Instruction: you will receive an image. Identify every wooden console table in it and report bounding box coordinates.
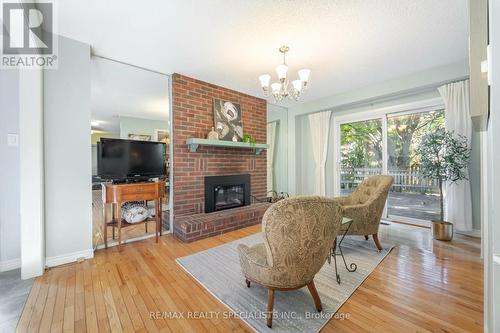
[102,181,165,248]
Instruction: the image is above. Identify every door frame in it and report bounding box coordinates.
[332,98,444,225]
[19,68,45,279]
[266,120,280,192]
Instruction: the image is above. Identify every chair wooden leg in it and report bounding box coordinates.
[373,233,382,251]
[267,289,275,328]
[307,281,322,312]
[364,235,369,240]
[245,279,251,288]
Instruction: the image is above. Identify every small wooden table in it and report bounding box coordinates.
[102,181,165,248]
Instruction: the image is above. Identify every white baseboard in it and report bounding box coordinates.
[0,258,21,272]
[456,229,482,238]
[45,249,94,268]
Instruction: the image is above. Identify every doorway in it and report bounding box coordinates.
[334,99,445,226]
[90,56,173,248]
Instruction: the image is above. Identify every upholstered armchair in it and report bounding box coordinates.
[335,175,394,251]
[237,196,343,328]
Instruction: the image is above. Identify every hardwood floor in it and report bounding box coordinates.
[17,222,483,333]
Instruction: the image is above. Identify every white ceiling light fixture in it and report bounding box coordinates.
[259,46,310,103]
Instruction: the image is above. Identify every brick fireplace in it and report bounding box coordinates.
[204,174,251,213]
[172,74,270,242]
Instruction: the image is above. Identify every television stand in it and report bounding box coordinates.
[111,178,153,184]
[101,181,165,248]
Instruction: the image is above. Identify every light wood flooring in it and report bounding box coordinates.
[17,222,483,333]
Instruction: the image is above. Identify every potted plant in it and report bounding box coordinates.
[242,134,256,145]
[418,128,471,240]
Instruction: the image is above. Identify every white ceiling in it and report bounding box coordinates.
[59,0,468,105]
[91,56,169,134]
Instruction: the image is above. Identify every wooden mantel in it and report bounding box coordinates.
[186,138,268,154]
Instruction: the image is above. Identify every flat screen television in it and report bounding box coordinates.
[97,138,167,182]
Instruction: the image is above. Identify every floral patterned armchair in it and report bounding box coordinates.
[237,196,343,328]
[335,175,394,250]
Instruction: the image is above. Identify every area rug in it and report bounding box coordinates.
[176,233,393,333]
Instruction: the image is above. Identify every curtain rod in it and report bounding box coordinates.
[91,53,171,77]
[440,76,470,85]
[310,75,470,115]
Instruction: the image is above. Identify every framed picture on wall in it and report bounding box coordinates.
[128,134,151,141]
[154,129,170,144]
[213,98,243,141]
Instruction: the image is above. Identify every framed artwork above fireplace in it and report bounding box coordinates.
[213,98,243,142]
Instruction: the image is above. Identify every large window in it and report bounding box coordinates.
[335,103,445,224]
[340,119,382,196]
[387,110,444,221]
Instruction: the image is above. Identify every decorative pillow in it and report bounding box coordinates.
[121,201,151,223]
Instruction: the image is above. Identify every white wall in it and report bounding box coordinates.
[43,36,93,266]
[267,104,288,193]
[119,116,169,139]
[0,70,21,271]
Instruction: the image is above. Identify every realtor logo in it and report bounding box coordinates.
[1,1,57,68]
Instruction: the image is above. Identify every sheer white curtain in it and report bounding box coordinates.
[308,111,332,196]
[267,122,277,192]
[438,79,473,231]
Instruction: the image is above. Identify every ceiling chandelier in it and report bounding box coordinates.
[258,46,310,103]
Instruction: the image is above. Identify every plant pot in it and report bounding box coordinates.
[431,220,454,241]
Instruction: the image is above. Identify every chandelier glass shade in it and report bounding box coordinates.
[259,46,310,103]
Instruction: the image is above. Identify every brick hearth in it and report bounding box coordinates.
[172,73,268,242]
[174,202,271,242]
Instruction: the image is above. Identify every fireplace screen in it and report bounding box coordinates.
[214,184,245,211]
[205,174,251,213]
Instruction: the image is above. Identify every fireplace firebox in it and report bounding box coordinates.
[205,174,251,213]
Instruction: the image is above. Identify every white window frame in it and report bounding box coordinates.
[332,97,445,226]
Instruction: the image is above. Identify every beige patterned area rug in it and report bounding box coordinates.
[176,233,393,333]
